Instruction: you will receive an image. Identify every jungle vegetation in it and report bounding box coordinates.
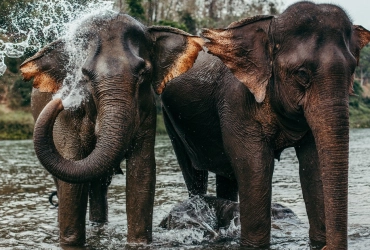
[0,0,370,139]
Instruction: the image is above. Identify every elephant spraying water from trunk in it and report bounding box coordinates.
[20,12,203,246]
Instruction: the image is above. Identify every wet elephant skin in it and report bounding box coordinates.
[159,195,297,236]
[161,2,370,249]
[20,13,203,246]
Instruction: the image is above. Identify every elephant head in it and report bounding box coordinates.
[20,13,203,183]
[202,2,370,249]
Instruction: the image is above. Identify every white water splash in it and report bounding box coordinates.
[0,0,115,108]
[51,3,116,109]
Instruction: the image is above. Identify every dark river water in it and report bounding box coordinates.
[0,130,370,249]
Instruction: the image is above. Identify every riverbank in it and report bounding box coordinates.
[0,101,369,140]
[0,106,168,140]
[0,105,33,140]
[349,99,370,128]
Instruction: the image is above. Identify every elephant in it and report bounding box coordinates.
[159,195,296,239]
[20,12,203,246]
[161,2,370,249]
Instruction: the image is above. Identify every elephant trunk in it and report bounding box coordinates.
[34,80,135,183]
[305,88,349,249]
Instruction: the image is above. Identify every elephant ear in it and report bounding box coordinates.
[351,25,370,65]
[202,15,273,103]
[148,26,204,94]
[20,40,68,93]
[349,25,370,95]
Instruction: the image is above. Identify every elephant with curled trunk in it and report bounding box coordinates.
[161,2,370,249]
[20,13,203,246]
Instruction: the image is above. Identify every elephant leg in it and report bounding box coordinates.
[225,130,274,247]
[216,174,238,201]
[51,177,60,209]
[88,175,112,223]
[57,179,89,246]
[126,129,156,244]
[295,131,326,247]
[163,110,208,196]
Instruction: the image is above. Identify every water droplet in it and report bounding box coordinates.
[1,0,115,109]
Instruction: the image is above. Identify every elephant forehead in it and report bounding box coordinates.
[74,12,146,41]
[276,2,352,36]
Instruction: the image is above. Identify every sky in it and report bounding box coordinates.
[282,0,370,30]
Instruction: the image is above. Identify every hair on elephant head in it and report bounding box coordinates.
[20,12,203,245]
[161,1,370,249]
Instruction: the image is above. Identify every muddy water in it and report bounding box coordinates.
[0,130,370,249]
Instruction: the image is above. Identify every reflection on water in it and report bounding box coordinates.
[0,130,370,249]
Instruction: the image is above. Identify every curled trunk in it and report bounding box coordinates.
[34,97,133,183]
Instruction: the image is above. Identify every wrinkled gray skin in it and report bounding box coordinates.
[161,2,370,249]
[30,89,114,246]
[21,13,203,246]
[159,195,296,238]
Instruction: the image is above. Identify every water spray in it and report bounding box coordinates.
[0,0,115,108]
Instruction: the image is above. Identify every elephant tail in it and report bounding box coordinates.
[48,191,58,207]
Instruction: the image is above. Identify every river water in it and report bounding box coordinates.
[0,130,370,249]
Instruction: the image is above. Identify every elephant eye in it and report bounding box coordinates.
[82,68,97,81]
[295,68,311,88]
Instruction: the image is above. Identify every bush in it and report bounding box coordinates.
[157,20,188,32]
[349,96,360,108]
[156,113,167,135]
[353,80,363,96]
[9,77,32,108]
[0,108,34,139]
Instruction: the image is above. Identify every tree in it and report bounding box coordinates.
[9,77,32,108]
[127,0,145,21]
[355,44,370,85]
[181,11,197,35]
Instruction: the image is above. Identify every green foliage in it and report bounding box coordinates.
[355,44,370,81]
[349,80,370,127]
[353,80,363,96]
[156,113,167,135]
[0,106,34,139]
[0,0,29,28]
[4,57,21,74]
[9,77,33,108]
[127,0,145,21]
[180,12,197,35]
[157,20,188,32]
[349,99,370,128]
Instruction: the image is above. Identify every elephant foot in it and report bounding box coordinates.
[271,203,296,220]
[126,237,153,246]
[60,227,86,247]
[310,239,327,249]
[239,241,270,249]
[124,243,152,250]
[60,245,88,250]
[89,205,108,224]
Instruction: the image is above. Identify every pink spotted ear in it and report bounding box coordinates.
[20,40,68,93]
[202,15,273,103]
[148,26,204,94]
